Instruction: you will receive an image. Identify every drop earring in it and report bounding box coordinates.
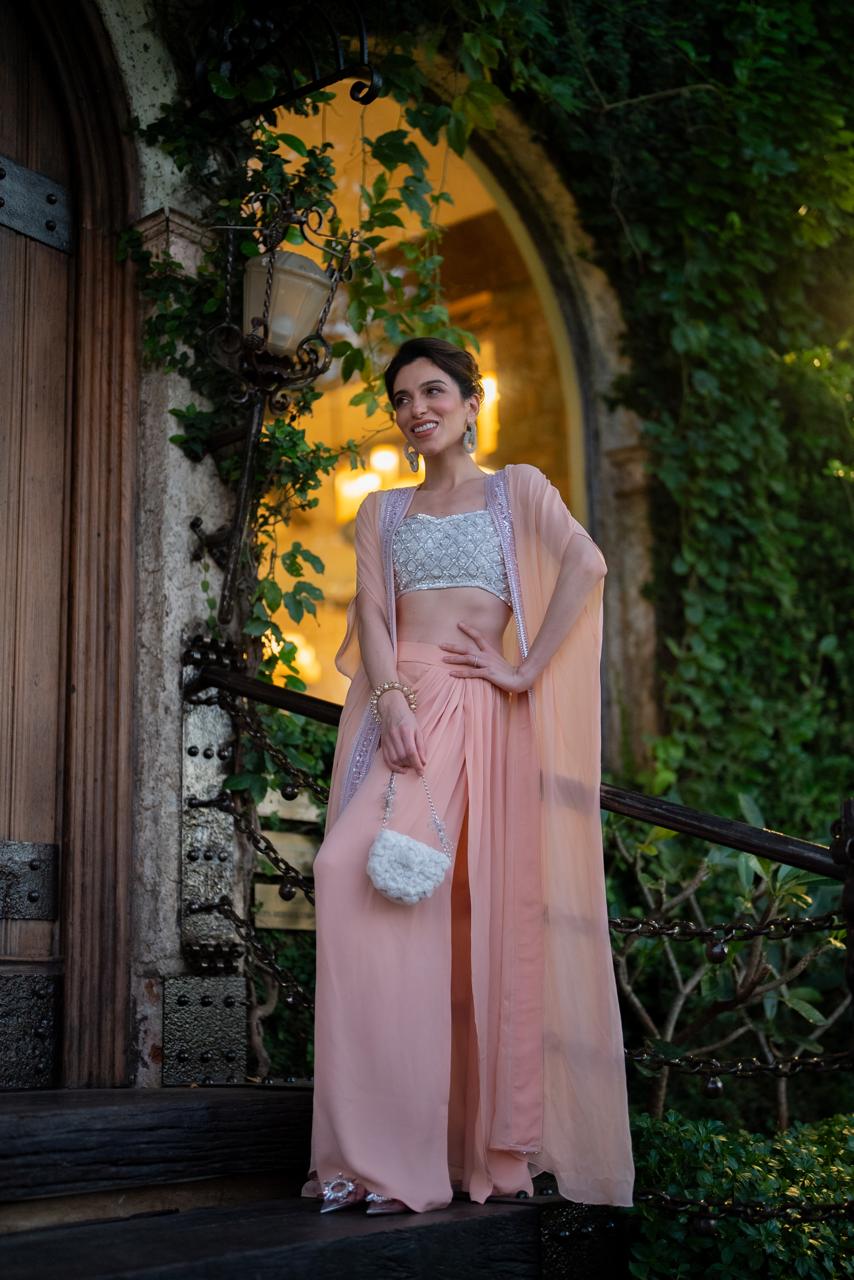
[403,443,420,473]
[462,421,477,454]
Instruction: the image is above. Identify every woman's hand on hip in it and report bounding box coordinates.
[439,623,529,693]
[379,692,426,774]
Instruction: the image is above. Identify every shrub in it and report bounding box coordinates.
[628,1109,854,1278]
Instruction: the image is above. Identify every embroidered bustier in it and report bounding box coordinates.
[392,509,512,605]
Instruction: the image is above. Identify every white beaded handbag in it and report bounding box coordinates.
[367,771,452,906]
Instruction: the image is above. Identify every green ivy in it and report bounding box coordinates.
[629,1110,854,1278]
[130,39,485,711]
[492,0,854,836]
[138,4,853,835]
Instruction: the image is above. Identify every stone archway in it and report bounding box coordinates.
[465,105,661,769]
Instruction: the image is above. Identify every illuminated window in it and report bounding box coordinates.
[266,91,567,701]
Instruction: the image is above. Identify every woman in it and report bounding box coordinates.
[303,337,634,1215]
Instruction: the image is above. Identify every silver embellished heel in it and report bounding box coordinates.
[365,1192,409,1216]
[320,1174,367,1214]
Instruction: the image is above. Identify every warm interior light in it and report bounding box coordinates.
[479,370,500,455]
[282,632,323,684]
[334,468,381,524]
[263,630,323,684]
[243,250,331,356]
[369,445,400,479]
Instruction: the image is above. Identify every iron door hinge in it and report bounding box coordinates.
[0,152,72,253]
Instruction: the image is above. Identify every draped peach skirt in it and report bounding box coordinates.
[306,640,544,1213]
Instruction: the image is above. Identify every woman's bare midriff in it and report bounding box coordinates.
[396,585,511,651]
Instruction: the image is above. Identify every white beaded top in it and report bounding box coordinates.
[392,509,512,605]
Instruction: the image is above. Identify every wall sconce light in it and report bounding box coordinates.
[242,250,332,358]
[199,191,370,624]
[210,190,363,407]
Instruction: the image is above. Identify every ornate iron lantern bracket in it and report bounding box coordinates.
[198,191,365,624]
[183,2,382,124]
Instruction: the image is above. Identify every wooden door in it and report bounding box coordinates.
[0,1,74,1087]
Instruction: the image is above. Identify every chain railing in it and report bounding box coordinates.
[635,1189,854,1226]
[625,1045,854,1079]
[213,691,331,808]
[181,640,854,1228]
[188,791,315,903]
[186,895,313,1010]
[608,910,843,947]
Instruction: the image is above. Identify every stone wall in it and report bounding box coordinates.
[94,4,661,1085]
[94,2,237,1085]
[466,100,662,767]
[441,210,570,496]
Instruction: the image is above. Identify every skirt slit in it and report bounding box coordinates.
[307,640,537,1212]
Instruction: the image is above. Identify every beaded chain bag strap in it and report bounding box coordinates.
[366,771,452,906]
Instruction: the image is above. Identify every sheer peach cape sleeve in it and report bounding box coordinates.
[324,490,384,826]
[507,463,634,1208]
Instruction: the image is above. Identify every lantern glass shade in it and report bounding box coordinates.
[243,250,331,356]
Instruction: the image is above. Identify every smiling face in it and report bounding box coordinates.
[390,357,480,460]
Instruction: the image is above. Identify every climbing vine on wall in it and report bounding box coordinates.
[138,0,853,836]
[518,0,854,836]
[368,0,854,836]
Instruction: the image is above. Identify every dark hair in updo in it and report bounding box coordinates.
[384,337,484,407]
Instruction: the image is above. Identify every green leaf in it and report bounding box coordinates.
[787,986,823,1003]
[260,578,283,612]
[276,132,308,157]
[243,73,276,103]
[647,1039,685,1061]
[446,112,469,157]
[223,772,267,804]
[738,793,766,829]
[340,347,365,383]
[736,852,756,894]
[783,996,826,1025]
[293,542,325,574]
[208,71,236,100]
[370,129,425,175]
[370,210,406,229]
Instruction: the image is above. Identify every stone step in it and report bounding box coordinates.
[0,1087,312,1205]
[0,1090,630,1276]
[0,1195,555,1279]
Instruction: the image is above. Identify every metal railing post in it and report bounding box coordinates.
[830,797,854,1006]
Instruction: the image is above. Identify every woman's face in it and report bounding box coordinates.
[390,357,479,460]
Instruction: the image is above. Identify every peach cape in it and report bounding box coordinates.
[325,462,634,1207]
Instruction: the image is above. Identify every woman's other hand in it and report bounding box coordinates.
[378,691,427,774]
[439,622,529,693]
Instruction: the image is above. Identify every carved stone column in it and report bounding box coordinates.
[130,207,243,1085]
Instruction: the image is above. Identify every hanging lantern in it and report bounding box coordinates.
[202,189,369,625]
[243,251,332,356]
[208,189,366,402]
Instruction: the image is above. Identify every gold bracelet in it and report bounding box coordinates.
[369,680,417,723]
